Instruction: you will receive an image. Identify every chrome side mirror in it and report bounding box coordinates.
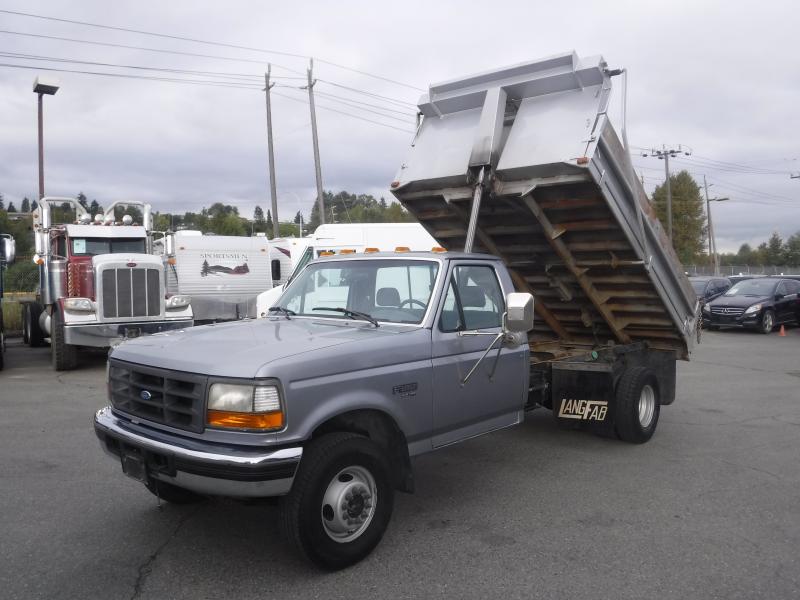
[504,292,534,332]
[1,236,15,264]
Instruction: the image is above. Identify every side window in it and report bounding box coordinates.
[787,281,800,295]
[439,265,504,332]
[776,282,788,296]
[718,279,731,293]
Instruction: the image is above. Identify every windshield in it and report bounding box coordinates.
[725,279,777,297]
[279,259,439,324]
[690,280,708,294]
[71,238,146,256]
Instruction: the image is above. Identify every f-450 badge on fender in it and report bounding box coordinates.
[558,398,608,421]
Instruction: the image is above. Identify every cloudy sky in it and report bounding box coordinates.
[0,0,797,252]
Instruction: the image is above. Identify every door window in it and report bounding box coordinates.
[439,265,504,332]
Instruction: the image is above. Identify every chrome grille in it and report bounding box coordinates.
[710,306,744,316]
[101,267,161,319]
[108,360,207,432]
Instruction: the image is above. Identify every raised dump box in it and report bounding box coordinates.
[391,51,698,360]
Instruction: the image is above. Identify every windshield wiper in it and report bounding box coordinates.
[313,307,379,327]
[267,306,296,319]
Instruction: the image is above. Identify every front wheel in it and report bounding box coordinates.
[51,310,78,371]
[760,310,775,334]
[26,303,45,347]
[280,432,394,570]
[615,367,660,444]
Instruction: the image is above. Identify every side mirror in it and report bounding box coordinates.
[2,237,15,264]
[504,292,534,332]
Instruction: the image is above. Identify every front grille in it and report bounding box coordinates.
[101,267,161,319]
[710,306,744,316]
[109,360,207,432]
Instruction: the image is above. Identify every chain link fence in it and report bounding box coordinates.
[684,265,800,277]
[1,255,38,335]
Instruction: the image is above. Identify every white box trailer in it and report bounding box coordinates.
[157,231,286,321]
[256,223,438,317]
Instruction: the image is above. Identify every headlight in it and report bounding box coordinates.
[166,295,191,309]
[744,303,762,315]
[207,383,284,430]
[64,297,94,312]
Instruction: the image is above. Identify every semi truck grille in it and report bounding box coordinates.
[710,306,744,316]
[101,267,161,319]
[108,360,207,432]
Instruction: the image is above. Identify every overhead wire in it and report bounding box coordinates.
[0,8,424,91]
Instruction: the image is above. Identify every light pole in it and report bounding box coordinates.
[33,76,59,200]
[641,144,692,242]
[703,178,729,276]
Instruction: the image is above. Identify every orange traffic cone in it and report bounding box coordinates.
[779,325,786,337]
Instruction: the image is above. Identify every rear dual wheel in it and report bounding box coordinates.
[615,367,660,444]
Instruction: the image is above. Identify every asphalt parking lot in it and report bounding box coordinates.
[2,327,799,600]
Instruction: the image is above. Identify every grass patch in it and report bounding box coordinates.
[2,296,26,335]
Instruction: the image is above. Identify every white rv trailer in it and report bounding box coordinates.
[256,222,438,318]
[156,231,289,321]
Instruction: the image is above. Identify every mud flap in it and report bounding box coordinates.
[551,362,617,437]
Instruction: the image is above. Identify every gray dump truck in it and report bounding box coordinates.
[94,52,698,569]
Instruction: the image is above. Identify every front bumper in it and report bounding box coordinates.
[703,312,761,328]
[94,407,302,498]
[65,318,193,347]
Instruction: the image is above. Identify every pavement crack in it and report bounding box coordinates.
[129,507,198,600]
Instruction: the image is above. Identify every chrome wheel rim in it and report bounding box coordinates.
[638,384,656,429]
[763,313,773,332]
[321,466,377,543]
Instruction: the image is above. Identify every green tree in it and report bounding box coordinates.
[76,192,89,210]
[651,170,707,264]
[765,231,784,265]
[784,232,800,266]
[266,209,273,237]
[736,243,753,264]
[293,210,303,224]
[20,198,30,213]
[253,205,265,234]
[89,199,103,216]
[0,193,4,210]
[7,202,16,212]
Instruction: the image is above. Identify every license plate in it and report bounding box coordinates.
[121,452,147,482]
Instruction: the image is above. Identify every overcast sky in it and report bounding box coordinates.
[0,0,797,252]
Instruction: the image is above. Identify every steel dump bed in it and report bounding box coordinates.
[391,52,698,360]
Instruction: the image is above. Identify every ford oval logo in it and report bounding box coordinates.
[140,390,152,401]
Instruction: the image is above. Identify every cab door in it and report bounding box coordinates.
[430,262,528,448]
[775,281,795,323]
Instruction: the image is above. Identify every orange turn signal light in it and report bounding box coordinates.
[576,156,589,165]
[394,246,410,252]
[339,249,356,254]
[431,246,446,252]
[319,251,334,256]
[207,409,284,430]
[364,247,380,253]
[167,257,177,265]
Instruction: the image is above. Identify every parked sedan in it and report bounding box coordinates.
[689,276,731,306]
[703,278,800,333]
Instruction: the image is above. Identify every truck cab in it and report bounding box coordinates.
[25,198,193,370]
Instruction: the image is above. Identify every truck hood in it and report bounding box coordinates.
[110,317,417,378]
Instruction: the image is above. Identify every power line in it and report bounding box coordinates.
[0,8,424,91]
[0,29,305,74]
[317,79,418,108]
[0,61,417,134]
[312,90,416,117]
[0,50,278,82]
[279,86,415,124]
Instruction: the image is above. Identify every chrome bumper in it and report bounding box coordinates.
[94,407,302,498]
[65,319,193,347]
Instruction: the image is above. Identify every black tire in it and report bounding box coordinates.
[759,310,775,334]
[21,305,29,345]
[27,303,45,347]
[146,478,206,505]
[51,309,78,371]
[614,366,660,444]
[280,432,394,570]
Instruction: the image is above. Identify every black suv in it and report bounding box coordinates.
[689,276,731,305]
[703,277,800,333]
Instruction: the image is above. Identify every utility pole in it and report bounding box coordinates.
[305,59,325,225]
[641,145,692,242]
[702,175,729,276]
[263,65,280,239]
